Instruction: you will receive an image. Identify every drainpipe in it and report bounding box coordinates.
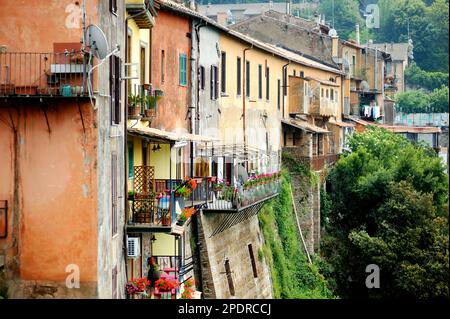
[282,61,290,119]
[243,45,253,167]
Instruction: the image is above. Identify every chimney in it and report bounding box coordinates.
[332,35,339,58]
[355,24,360,44]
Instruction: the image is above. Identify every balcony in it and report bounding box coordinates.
[127,166,216,232]
[128,84,163,120]
[204,174,281,213]
[126,0,156,29]
[0,52,89,98]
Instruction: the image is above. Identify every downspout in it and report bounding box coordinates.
[282,61,290,119]
[243,45,253,167]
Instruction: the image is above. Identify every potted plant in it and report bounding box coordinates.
[126,277,150,299]
[177,207,197,226]
[128,190,135,200]
[181,278,195,299]
[144,95,157,118]
[128,94,141,117]
[154,275,179,299]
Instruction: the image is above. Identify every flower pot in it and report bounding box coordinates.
[128,106,140,117]
[144,108,155,118]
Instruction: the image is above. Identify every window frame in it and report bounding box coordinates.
[179,53,188,87]
[221,51,226,93]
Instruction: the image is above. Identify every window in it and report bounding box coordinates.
[258,64,262,99]
[293,70,296,76]
[321,88,324,98]
[179,54,187,86]
[161,50,165,83]
[236,57,241,95]
[352,55,356,76]
[248,244,258,278]
[128,141,134,179]
[199,66,205,90]
[111,153,118,236]
[110,0,117,15]
[224,259,235,296]
[245,61,250,98]
[330,89,334,101]
[335,90,338,102]
[300,71,304,78]
[326,89,329,99]
[221,52,226,93]
[283,67,287,96]
[265,67,270,100]
[277,79,281,110]
[140,46,146,85]
[112,266,117,299]
[210,65,218,100]
[110,55,121,125]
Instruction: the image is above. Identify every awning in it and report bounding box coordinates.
[282,118,330,134]
[328,119,356,128]
[127,127,218,143]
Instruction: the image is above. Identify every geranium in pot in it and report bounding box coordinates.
[177,207,196,226]
[155,275,179,299]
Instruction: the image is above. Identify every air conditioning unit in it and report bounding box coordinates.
[127,237,140,258]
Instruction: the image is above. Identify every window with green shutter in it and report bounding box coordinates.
[179,54,187,86]
[128,141,134,178]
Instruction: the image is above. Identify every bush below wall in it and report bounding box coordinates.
[259,170,334,299]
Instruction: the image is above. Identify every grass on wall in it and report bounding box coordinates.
[259,170,334,299]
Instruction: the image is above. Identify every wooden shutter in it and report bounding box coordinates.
[221,52,226,93]
[114,57,121,124]
[112,153,118,236]
[110,56,115,125]
[214,66,219,100]
[210,66,214,100]
[236,57,241,96]
[112,266,117,299]
[266,67,270,100]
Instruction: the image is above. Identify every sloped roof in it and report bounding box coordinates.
[282,118,330,134]
[371,43,411,61]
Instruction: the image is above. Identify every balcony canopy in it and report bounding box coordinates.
[126,0,156,29]
[282,118,330,134]
[127,127,218,144]
[328,119,356,128]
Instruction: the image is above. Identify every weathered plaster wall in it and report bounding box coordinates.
[198,211,273,299]
[0,101,98,298]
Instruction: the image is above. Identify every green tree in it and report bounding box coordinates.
[429,85,450,113]
[318,0,364,40]
[396,89,430,113]
[322,126,448,298]
[405,63,449,91]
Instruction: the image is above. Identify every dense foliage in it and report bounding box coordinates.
[322,126,449,298]
[396,86,449,113]
[405,63,449,91]
[259,170,334,299]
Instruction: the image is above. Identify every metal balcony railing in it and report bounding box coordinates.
[0,52,89,97]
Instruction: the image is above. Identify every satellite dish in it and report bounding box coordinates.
[328,28,338,37]
[85,24,109,60]
[234,164,249,184]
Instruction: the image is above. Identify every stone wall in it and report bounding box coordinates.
[198,211,272,299]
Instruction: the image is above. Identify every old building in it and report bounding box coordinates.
[372,42,414,94]
[0,0,127,298]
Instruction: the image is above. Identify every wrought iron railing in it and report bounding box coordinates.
[0,52,89,97]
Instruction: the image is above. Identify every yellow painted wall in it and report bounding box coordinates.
[127,18,150,95]
[152,233,179,256]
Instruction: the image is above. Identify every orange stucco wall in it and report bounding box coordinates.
[150,10,191,132]
[0,0,98,52]
[0,101,98,283]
